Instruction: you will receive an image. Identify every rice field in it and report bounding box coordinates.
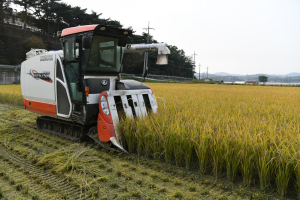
[120,83,300,197]
[0,85,23,106]
[0,103,250,199]
[0,83,299,198]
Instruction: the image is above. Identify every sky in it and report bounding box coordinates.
[17,0,300,75]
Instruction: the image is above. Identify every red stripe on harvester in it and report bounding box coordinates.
[23,97,57,117]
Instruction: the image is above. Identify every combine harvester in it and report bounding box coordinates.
[21,25,170,153]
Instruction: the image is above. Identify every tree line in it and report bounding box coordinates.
[0,0,194,77]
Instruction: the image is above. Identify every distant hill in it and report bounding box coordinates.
[213,72,244,76]
[286,72,300,77]
[193,72,300,82]
[194,72,300,77]
[213,72,232,76]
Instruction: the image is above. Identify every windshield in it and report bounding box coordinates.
[84,35,124,73]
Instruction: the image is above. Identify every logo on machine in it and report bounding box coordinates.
[40,55,53,61]
[28,69,53,83]
[126,45,131,49]
[101,80,108,86]
[135,45,157,51]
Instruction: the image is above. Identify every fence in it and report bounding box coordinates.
[146,74,192,80]
[0,71,20,84]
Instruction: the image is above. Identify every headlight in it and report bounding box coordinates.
[100,96,109,115]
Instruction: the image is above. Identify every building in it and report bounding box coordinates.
[245,81,258,84]
[234,81,246,84]
[3,11,41,33]
[199,78,214,82]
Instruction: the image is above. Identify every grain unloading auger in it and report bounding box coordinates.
[20,24,170,153]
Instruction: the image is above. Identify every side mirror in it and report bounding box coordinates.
[82,35,91,49]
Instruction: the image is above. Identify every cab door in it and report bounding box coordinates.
[55,56,72,118]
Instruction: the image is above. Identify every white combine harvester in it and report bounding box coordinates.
[21,24,170,153]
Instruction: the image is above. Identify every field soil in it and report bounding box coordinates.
[0,103,290,200]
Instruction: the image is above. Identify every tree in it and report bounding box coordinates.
[123,32,194,77]
[13,0,36,36]
[51,2,71,32]
[38,0,58,33]
[0,0,11,32]
[259,76,268,82]
[0,39,9,64]
[22,36,46,52]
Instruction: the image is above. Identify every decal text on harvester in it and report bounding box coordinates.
[28,69,53,83]
[135,45,157,51]
[40,55,53,61]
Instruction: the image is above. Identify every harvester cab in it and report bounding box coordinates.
[21,24,170,153]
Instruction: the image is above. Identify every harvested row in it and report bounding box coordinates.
[0,145,85,199]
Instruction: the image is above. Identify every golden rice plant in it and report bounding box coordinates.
[0,85,23,106]
[119,83,300,197]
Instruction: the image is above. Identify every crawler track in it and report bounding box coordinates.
[37,116,87,141]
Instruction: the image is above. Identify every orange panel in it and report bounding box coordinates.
[24,98,57,117]
[97,113,116,142]
[23,97,26,109]
[61,25,97,36]
[98,91,113,123]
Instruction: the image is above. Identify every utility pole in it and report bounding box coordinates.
[206,66,208,78]
[192,51,197,80]
[143,22,154,80]
[198,63,202,80]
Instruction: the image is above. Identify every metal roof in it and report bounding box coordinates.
[61,25,98,37]
[61,24,132,37]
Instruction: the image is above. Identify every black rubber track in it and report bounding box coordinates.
[36,116,87,141]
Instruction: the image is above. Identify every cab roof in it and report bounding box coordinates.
[61,24,132,37]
